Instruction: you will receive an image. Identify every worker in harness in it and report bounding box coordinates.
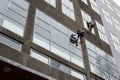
[87,20,96,33]
[70,28,85,46]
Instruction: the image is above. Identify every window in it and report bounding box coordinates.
[90,0,99,14]
[1,0,29,36]
[105,0,111,5]
[110,32,120,52]
[112,17,119,25]
[112,17,120,31]
[81,0,88,5]
[33,9,84,68]
[51,42,70,61]
[33,9,50,50]
[71,53,84,67]
[100,0,105,3]
[105,0,113,11]
[30,49,49,64]
[44,0,56,7]
[51,27,69,49]
[0,0,9,25]
[114,8,120,17]
[81,10,95,34]
[102,8,112,25]
[96,21,109,44]
[62,0,75,20]
[30,49,86,80]
[50,59,70,74]
[106,4,113,11]
[0,33,21,51]
[71,69,86,80]
[86,40,119,80]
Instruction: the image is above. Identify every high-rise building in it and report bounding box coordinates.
[0,0,120,80]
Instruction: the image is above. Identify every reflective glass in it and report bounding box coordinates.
[86,40,119,80]
[44,0,56,7]
[33,9,84,68]
[30,49,49,64]
[71,70,85,80]
[51,42,70,61]
[1,0,29,36]
[0,13,3,25]
[51,27,69,50]
[0,0,9,14]
[35,17,50,31]
[36,9,51,24]
[51,18,68,34]
[34,25,50,39]
[33,33,50,50]
[2,17,24,36]
[61,0,75,20]
[6,9,26,25]
[50,59,70,74]
[71,53,84,67]
[0,34,21,51]
[81,0,88,5]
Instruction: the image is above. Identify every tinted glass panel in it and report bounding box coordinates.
[51,27,69,50]
[1,0,29,36]
[50,59,70,74]
[33,33,50,50]
[30,49,49,64]
[0,0,9,14]
[0,34,21,51]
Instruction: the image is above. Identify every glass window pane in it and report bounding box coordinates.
[86,40,95,51]
[1,0,29,37]
[35,17,50,31]
[69,1,74,10]
[11,0,29,10]
[51,18,68,34]
[89,56,98,65]
[71,53,84,68]
[70,45,82,57]
[87,49,96,58]
[62,0,75,20]
[34,25,50,39]
[50,0,56,7]
[0,34,21,51]
[50,59,70,74]
[71,70,85,80]
[51,27,69,50]
[81,0,88,5]
[36,9,51,24]
[6,9,26,25]
[86,40,119,80]
[2,17,24,36]
[33,33,50,50]
[0,0,9,14]
[30,49,49,64]
[0,13,4,25]
[9,2,27,17]
[44,0,56,7]
[51,42,70,61]
[69,10,75,20]
[90,63,101,76]
[62,5,66,14]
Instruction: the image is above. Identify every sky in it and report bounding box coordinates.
[113,0,120,7]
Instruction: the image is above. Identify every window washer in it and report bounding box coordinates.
[76,28,85,45]
[87,20,96,33]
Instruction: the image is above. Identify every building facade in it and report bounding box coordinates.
[0,0,120,80]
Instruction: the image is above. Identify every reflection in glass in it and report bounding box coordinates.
[30,49,49,64]
[0,34,21,51]
[1,0,29,36]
